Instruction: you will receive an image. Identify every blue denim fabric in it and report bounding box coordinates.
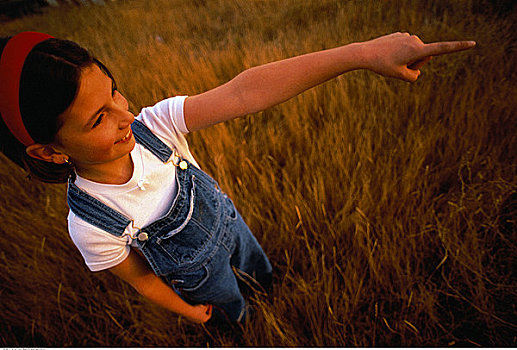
[67,120,272,323]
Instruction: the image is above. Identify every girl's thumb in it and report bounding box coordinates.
[408,56,432,70]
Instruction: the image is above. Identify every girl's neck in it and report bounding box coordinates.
[74,154,134,185]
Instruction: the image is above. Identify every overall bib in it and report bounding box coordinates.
[67,120,272,322]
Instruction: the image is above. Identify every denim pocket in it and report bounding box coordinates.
[168,264,210,292]
[156,174,222,267]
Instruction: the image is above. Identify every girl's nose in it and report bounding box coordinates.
[113,91,134,128]
[114,90,129,111]
[118,111,135,129]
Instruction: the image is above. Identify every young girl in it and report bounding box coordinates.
[0,31,475,324]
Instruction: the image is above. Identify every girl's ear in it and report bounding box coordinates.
[25,144,69,164]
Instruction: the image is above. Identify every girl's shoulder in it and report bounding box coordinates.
[136,96,198,167]
[138,95,189,135]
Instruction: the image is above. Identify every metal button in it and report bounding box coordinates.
[137,232,149,241]
[179,160,188,170]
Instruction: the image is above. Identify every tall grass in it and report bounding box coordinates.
[1,0,515,346]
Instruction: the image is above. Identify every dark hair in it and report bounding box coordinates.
[0,36,115,183]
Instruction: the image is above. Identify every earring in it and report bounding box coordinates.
[64,158,71,165]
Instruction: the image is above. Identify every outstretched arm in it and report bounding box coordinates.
[184,32,475,132]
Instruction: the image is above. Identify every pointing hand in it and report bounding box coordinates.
[361,32,476,82]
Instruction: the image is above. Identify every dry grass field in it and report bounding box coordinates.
[1,0,516,346]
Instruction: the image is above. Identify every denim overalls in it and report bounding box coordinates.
[67,120,272,322]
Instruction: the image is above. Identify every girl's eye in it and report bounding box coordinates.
[91,80,116,129]
[111,80,117,96]
[92,115,103,128]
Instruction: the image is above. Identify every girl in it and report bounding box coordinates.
[0,31,475,324]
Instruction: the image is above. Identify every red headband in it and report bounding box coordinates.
[0,32,54,146]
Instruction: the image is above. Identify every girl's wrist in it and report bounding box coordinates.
[181,304,198,318]
[181,304,211,323]
[350,41,376,71]
[326,42,370,74]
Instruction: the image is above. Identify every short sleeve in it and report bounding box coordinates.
[68,211,131,272]
[138,95,189,134]
[136,96,199,167]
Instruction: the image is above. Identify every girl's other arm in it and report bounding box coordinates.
[109,249,212,323]
[184,32,475,132]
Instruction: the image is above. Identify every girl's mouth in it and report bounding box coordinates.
[115,129,132,144]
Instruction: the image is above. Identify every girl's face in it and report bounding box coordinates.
[53,64,136,177]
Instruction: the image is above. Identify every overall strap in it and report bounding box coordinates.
[67,181,131,237]
[131,120,173,162]
[67,120,175,237]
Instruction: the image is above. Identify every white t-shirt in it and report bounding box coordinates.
[67,96,199,272]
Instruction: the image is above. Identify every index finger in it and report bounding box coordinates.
[423,40,476,57]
